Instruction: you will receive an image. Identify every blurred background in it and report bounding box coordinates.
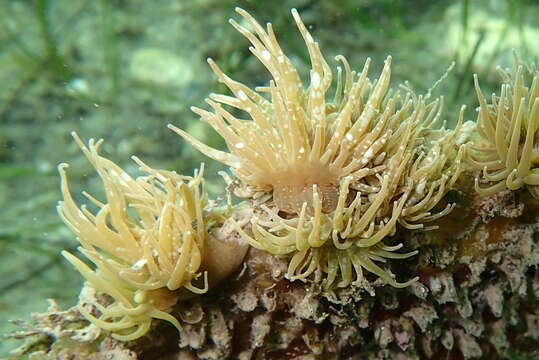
[1,0,538,355]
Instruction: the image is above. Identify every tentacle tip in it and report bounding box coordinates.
[58,162,69,171]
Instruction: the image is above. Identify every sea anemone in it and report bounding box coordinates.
[58,133,208,341]
[469,54,539,198]
[170,8,464,289]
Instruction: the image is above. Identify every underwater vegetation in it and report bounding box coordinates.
[5,4,539,360]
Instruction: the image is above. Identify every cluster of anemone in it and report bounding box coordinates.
[60,7,539,343]
[468,55,539,198]
[171,8,465,290]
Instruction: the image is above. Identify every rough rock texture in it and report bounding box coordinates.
[6,183,539,359]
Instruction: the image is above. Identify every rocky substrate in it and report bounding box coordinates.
[6,187,539,360]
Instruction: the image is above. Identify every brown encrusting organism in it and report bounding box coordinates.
[469,54,539,198]
[171,7,465,289]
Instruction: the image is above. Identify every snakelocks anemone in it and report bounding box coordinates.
[170,8,466,290]
[469,54,539,198]
[58,133,222,341]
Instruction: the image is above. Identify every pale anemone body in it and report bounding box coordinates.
[470,56,539,198]
[171,8,463,289]
[58,134,207,341]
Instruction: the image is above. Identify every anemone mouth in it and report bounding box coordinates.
[270,162,339,215]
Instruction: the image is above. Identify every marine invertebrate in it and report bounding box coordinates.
[469,55,539,198]
[58,133,208,341]
[171,8,465,289]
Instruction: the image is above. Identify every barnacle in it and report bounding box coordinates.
[469,54,539,198]
[58,133,208,341]
[171,8,464,289]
